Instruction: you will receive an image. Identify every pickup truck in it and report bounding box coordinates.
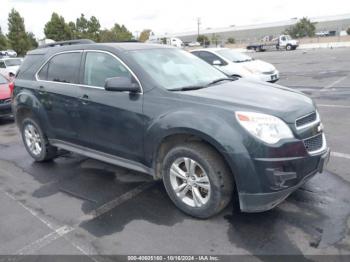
[247,35,299,52]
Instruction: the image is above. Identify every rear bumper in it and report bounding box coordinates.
[238,148,330,212]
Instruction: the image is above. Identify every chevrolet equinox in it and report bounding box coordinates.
[12,40,330,218]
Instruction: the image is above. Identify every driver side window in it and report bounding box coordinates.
[83,52,132,88]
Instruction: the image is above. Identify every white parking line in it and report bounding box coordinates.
[80,182,155,221]
[318,104,350,109]
[332,152,350,160]
[16,226,73,255]
[2,190,97,259]
[324,75,348,89]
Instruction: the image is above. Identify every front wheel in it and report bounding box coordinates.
[162,142,234,218]
[286,44,292,51]
[21,118,57,162]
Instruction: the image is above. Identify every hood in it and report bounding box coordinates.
[0,83,11,100]
[6,66,20,74]
[242,59,276,74]
[181,79,315,123]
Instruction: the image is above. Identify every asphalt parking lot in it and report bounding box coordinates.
[0,48,350,259]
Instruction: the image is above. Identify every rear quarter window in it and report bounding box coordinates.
[16,54,45,80]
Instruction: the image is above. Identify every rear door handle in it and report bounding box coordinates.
[80,94,89,105]
[38,85,45,95]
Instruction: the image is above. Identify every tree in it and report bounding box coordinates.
[7,9,31,56]
[68,21,77,39]
[112,24,133,41]
[285,17,316,38]
[99,24,133,42]
[197,35,210,46]
[87,16,101,42]
[211,33,221,46]
[139,29,151,42]
[27,32,38,49]
[227,37,235,44]
[44,12,72,41]
[347,27,350,35]
[99,29,117,42]
[0,26,8,50]
[76,13,89,39]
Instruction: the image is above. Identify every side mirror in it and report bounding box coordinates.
[212,60,222,66]
[105,77,140,92]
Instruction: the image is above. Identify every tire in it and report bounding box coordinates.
[21,118,57,162]
[286,44,292,51]
[162,142,234,218]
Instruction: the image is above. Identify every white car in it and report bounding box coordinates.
[188,41,201,47]
[191,48,279,83]
[0,58,22,78]
[5,49,17,57]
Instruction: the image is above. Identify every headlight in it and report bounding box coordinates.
[235,112,294,144]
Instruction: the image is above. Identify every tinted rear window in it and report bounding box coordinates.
[16,54,45,80]
[39,52,81,83]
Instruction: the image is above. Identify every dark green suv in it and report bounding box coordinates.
[12,40,330,218]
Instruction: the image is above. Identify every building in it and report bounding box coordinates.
[166,13,350,44]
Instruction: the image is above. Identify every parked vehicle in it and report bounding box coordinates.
[191,48,279,83]
[147,36,184,48]
[247,35,299,52]
[13,40,329,218]
[188,41,201,47]
[5,49,17,57]
[0,58,23,78]
[0,74,14,118]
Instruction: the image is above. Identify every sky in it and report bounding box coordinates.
[0,0,349,39]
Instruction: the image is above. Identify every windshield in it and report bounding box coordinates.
[285,35,292,40]
[0,74,8,84]
[129,48,227,90]
[216,49,253,63]
[5,59,22,67]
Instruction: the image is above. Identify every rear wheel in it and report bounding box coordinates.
[162,142,234,218]
[21,118,57,162]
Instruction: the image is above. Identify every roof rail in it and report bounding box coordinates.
[37,39,95,49]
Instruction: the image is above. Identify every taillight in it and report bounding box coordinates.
[9,82,14,96]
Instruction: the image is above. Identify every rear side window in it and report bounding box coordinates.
[38,52,82,83]
[83,52,131,87]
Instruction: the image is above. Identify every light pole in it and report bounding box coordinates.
[197,17,201,39]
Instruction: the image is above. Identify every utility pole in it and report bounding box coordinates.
[197,17,201,39]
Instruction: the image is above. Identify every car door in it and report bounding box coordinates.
[36,51,83,144]
[76,50,144,162]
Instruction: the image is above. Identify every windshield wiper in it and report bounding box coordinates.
[206,77,236,87]
[168,85,205,91]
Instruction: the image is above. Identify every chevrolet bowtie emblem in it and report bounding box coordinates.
[317,123,323,133]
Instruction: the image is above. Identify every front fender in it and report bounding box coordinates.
[143,109,252,189]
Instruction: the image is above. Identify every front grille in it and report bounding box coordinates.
[304,133,323,153]
[296,112,317,128]
[0,98,11,105]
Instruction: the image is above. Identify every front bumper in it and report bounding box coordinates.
[0,101,12,117]
[248,71,280,83]
[238,148,330,212]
